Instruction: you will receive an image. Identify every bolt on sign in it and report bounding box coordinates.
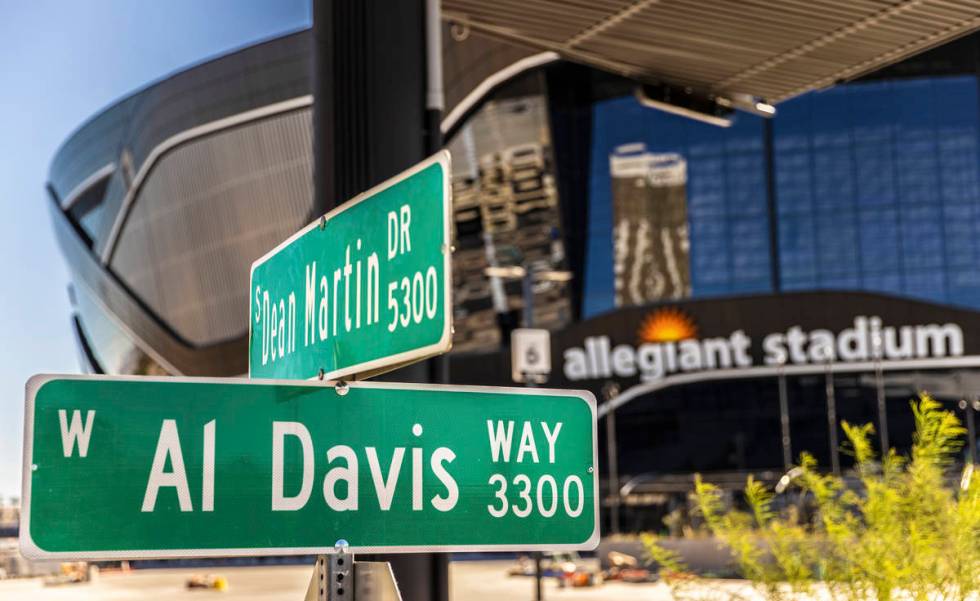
[20,375,598,559]
[249,151,452,381]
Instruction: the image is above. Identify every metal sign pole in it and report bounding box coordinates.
[873,333,889,453]
[602,382,621,536]
[824,361,840,476]
[777,363,792,470]
[968,402,978,464]
[308,549,352,601]
[306,549,348,601]
[960,398,978,465]
[327,549,353,600]
[522,267,535,329]
[305,545,404,601]
[308,1,446,595]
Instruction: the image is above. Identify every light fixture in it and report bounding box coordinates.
[634,83,733,128]
[727,93,777,118]
[484,266,526,279]
[536,271,573,282]
[484,266,573,282]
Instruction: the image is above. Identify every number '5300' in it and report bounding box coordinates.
[387,267,439,332]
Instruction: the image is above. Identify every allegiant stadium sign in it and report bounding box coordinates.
[550,292,976,387]
[563,316,963,383]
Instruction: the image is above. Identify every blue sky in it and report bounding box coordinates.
[0,0,311,500]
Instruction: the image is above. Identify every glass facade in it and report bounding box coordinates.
[775,76,980,303]
[110,108,314,347]
[47,27,980,513]
[65,172,112,248]
[49,31,312,377]
[608,368,980,477]
[586,97,771,316]
[583,74,980,317]
[70,282,169,376]
[446,75,573,352]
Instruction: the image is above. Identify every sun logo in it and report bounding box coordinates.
[638,308,698,343]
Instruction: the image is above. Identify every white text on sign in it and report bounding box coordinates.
[97,416,585,517]
[253,204,442,367]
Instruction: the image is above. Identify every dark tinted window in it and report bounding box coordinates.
[72,282,170,375]
[65,173,112,248]
[606,369,978,478]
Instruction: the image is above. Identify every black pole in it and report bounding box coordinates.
[534,552,544,600]
[311,2,446,600]
[311,0,334,216]
[600,382,621,537]
[763,118,781,292]
[777,367,792,470]
[961,398,978,464]
[422,8,449,598]
[873,338,889,455]
[968,405,977,464]
[825,363,840,476]
[605,406,620,534]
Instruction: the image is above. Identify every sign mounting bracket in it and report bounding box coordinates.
[305,548,404,601]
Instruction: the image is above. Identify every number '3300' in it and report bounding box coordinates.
[487,473,585,518]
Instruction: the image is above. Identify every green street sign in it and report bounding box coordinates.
[21,375,598,559]
[249,151,452,381]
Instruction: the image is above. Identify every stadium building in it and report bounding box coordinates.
[48,12,980,532]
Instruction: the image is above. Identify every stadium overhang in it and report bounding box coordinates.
[442,0,980,105]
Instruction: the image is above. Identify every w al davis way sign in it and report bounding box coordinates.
[250,151,452,381]
[21,375,598,559]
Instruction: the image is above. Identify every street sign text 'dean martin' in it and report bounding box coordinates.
[249,151,452,381]
[20,375,598,559]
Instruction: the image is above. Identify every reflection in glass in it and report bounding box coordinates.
[65,173,112,248]
[72,282,170,376]
[610,143,691,305]
[447,75,571,352]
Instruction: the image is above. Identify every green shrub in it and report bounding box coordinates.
[644,393,980,601]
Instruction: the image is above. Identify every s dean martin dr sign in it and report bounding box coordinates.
[250,152,452,381]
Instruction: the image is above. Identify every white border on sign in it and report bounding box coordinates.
[247,150,454,381]
[20,373,599,560]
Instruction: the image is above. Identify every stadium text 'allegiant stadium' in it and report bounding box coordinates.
[563,316,964,383]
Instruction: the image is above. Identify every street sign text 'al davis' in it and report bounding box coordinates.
[250,151,452,380]
[21,375,598,559]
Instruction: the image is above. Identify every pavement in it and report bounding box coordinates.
[452,560,678,601]
[0,565,310,601]
[0,560,749,600]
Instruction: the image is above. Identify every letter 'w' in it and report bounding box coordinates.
[59,410,95,458]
